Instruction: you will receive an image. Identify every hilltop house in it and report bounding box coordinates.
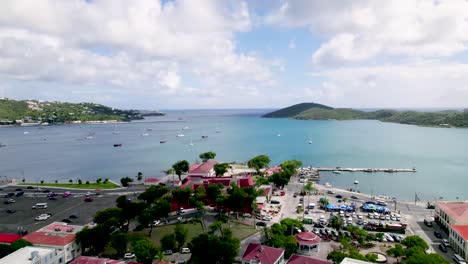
[188,160,218,177]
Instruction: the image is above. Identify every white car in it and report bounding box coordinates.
[181,248,190,254]
[124,253,135,259]
[35,214,51,221]
[152,220,161,226]
[262,215,272,221]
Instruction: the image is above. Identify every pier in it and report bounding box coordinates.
[313,167,417,173]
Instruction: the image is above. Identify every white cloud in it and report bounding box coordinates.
[0,0,274,108]
[288,39,296,49]
[267,0,468,66]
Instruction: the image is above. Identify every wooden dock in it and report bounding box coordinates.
[313,167,417,173]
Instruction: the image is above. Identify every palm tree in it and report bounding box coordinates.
[137,172,143,182]
[330,215,344,231]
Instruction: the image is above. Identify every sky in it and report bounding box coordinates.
[1,0,468,110]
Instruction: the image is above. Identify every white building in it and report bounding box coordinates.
[22,222,85,263]
[450,225,468,262]
[0,246,64,264]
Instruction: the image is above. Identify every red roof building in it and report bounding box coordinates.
[0,233,22,244]
[287,254,331,264]
[264,166,282,177]
[295,232,321,255]
[436,201,468,229]
[144,178,160,185]
[238,175,254,188]
[242,243,284,264]
[189,160,218,177]
[450,225,468,262]
[70,256,126,264]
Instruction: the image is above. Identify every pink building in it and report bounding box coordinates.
[189,160,218,177]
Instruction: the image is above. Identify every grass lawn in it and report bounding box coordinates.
[129,220,258,248]
[18,182,120,189]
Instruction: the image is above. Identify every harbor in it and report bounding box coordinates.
[313,167,417,173]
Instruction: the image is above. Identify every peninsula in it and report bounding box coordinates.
[0,98,164,126]
[263,102,468,127]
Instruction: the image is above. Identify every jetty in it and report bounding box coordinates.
[313,167,417,173]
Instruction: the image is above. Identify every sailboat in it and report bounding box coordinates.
[277,131,281,137]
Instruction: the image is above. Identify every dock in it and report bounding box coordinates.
[313,167,417,173]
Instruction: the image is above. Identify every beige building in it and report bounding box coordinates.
[0,246,64,264]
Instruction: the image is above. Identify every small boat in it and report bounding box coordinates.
[23,131,29,135]
[0,143,5,147]
[308,140,312,144]
[189,136,194,147]
[201,135,208,139]
[176,134,185,137]
[354,180,359,184]
[182,126,190,130]
[364,169,374,173]
[146,128,153,131]
[324,182,332,188]
[277,132,281,137]
[113,144,122,147]
[332,170,341,174]
[141,133,149,137]
[112,131,120,134]
[160,140,167,144]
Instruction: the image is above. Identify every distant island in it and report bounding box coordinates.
[0,98,164,126]
[263,103,468,127]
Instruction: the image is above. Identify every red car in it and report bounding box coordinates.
[84,197,93,202]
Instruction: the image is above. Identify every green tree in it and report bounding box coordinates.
[172,187,192,210]
[401,235,429,251]
[78,179,82,184]
[40,180,44,184]
[160,233,176,251]
[330,215,344,231]
[387,244,404,264]
[85,180,90,184]
[69,179,73,183]
[199,151,216,161]
[172,160,189,181]
[207,183,224,205]
[247,155,271,175]
[120,177,133,187]
[104,178,109,183]
[94,208,122,224]
[280,159,302,176]
[405,252,450,264]
[175,222,188,249]
[55,180,58,183]
[96,178,102,184]
[137,172,143,181]
[138,185,170,205]
[110,233,128,256]
[133,239,159,264]
[269,172,289,188]
[327,250,348,264]
[9,239,32,252]
[213,163,229,176]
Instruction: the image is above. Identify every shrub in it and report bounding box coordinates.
[134,225,144,231]
[40,180,44,184]
[69,179,73,183]
[85,181,90,185]
[78,179,82,184]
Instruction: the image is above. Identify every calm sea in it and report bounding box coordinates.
[1,109,467,202]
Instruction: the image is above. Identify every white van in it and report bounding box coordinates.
[32,203,48,209]
[453,254,467,264]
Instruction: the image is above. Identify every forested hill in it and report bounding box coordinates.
[262,103,468,127]
[0,98,155,124]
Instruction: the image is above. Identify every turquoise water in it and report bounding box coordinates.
[1,109,467,201]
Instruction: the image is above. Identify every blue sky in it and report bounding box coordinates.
[1,0,468,109]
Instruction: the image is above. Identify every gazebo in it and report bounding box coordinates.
[295,231,321,255]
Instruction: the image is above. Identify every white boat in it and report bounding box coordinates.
[354,180,359,184]
[182,126,190,130]
[23,131,29,135]
[277,132,281,137]
[141,133,149,137]
[332,170,341,174]
[324,182,332,188]
[189,136,194,147]
[176,134,185,137]
[308,140,312,144]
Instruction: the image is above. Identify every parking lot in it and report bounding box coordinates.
[0,186,123,234]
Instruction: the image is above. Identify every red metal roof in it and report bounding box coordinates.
[452,225,468,241]
[287,254,331,264]
[0,233,22,244]
[437,202,468,222]
[242,243,284,264]
[144,178,160,183]
[238,175,254,188]
[190,160,217,174]
[70,256,125,264]
[295,232,321,245]
[23,232,75,246]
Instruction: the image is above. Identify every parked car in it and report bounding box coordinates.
[442,239,450,247]
[350,195,359,199]
[271,200,280,204]
[4,193,14,198]
[63,191,71,198]
[181,248,191,253]
[26,186,34,189]
[15,188,23,191]
[6,209,16,214]
[84,197,93,202]
[69,214,79,219]
[262,215,272,221]
[152,220,161,226]
[439,243,448,253]
[4,199,15,204]
[336,195,343,199]
[243,213,252,218]
[48,197,57,200]
[434,231,443,239]
[62,218,72,224]
[15,191,24,197]
[327,190,335,194]
[42,189,50,193]
[256,222,267,227]
[164,250,173,255]
[124,253,135,259]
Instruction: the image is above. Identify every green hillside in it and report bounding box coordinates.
[263,102,468,127]
[0,98,145,124]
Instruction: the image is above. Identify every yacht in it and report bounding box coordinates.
[160,140,167,144]
[332,170,341,174]
[141,133,149,137]
[113,144,122,147]
[182,126,190,130]
[354,180,359,185]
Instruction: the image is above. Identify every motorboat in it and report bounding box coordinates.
[142,133,149,137]
[176,134,185,137]
[160,140,167,144]
[308,140,312,144]
[113,144,122,147]
[332,170,341,174]
[354,180,359,184]
[182,126,190,130]
[201,135,208,138]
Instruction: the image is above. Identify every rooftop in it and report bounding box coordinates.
[39,222,83,234]
[69,256,126,264]
[437,202,468,222]
[295,232,321,245]
[242,243,284,264]
[144,178,160,183]
[0,233,23,244]
[287,254,331,264]
[23,231,75,246]
[452,225,468,240]
[238,175,254,188]
[189,160,217,174]
[0,246,56,264]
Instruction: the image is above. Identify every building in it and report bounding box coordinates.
[22,222,84,263]
[286,254,331,264]
[238,175,254,188]
[0,233,23,244]
[435,201,468,230]
[450,225,468,262]
[339,258,373,264]
[144,178,160,186]
[188,160,218,177]
[264,166,282,177]
[0,246,64,264]
[242,243,285,264]
[295,232,321,255]
[69,256,125,264]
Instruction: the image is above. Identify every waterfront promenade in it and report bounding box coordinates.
[314,167,417,172]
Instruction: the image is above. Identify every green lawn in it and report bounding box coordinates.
[18,182,120,189]
[130,220,258,248]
